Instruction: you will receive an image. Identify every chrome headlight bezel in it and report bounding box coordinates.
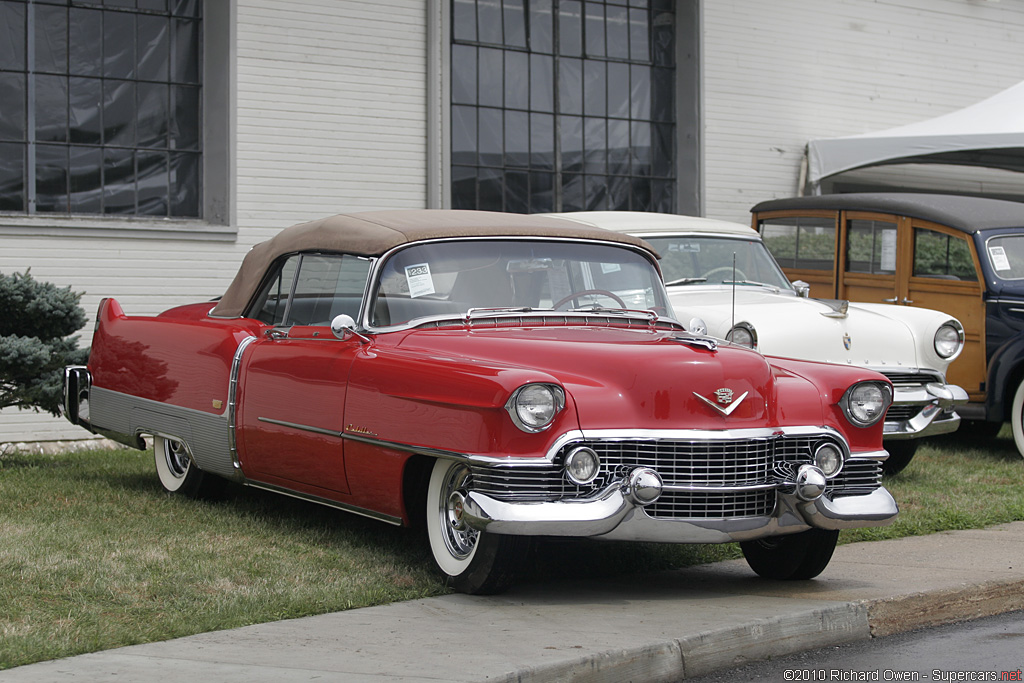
[726,322,757,349]
[813,441,846,478]
[564,446,601,485]
[505,383,566,433]
[840,381,893,427]
[933,320,965,360]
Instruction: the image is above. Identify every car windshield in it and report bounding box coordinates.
[645,236,794,291]
[984,233,1024,280]
[371,239,670,327]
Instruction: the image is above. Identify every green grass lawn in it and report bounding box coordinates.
[1,430,1023,669]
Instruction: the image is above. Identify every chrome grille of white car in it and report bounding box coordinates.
[881,371,943,387]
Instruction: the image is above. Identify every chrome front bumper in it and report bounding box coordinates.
[884,382,968,440]
[461,463,897,544]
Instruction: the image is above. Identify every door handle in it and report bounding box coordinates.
[901,298,914,305]
[883,297,898,303]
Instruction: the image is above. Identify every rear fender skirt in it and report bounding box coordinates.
[89,386,242,482]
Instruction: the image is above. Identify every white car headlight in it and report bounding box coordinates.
[934,320,964,360]
[841,381,892,427]
[726,323,757,349]
[506,383,565,433]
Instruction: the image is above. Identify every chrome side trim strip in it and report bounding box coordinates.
[228,335,258,472]
[258,416,344,438]
[341,431,470,462]
[243,480,403,526]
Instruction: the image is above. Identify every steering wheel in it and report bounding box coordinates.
[553,289,627,310]
[702,266,748,282]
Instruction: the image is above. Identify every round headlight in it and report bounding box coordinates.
[565,446,600,485]
[506,383,565,432]
[726,323,757,349]
[814,442,844,478]
[842,381,891,427]
[934,321,964,360]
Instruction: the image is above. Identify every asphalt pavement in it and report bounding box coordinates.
[3,522,1024,683]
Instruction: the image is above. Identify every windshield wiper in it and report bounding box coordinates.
[465,307,536,319]
[664,276,708,286]
[723,280,780,292]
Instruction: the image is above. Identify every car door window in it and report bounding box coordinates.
[760,217,835,271]
[248,253,371,326]
[913,228,977,281]
[846,219,897,274]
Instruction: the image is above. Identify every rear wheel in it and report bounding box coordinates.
[881,440,919,475]
[154,436,224,499]
[1011,379,1024,459]
[425,458,528,594]
[740,529,839,580]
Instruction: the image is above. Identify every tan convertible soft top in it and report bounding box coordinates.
[210,209,657,319]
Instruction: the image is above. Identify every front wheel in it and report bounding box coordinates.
[881,440,919,475]
[425,459,529,594]
[740,529,839,580]
[154,435,224,499]
[1011,379,1024,459]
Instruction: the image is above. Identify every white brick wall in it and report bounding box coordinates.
[0,0,429,445]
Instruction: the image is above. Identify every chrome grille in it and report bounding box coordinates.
[881,371,943,387]
[830,458,883,497]
[647,489,775,519]
[885,405,921,421]
[586,438,774,487]
[469,432,883,520]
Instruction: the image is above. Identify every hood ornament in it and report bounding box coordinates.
[693,389,749,416]
[819,299,850,319]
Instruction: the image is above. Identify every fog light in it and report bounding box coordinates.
[814,443,844,478]
[565,447,600,485]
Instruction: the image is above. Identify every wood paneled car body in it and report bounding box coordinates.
[752,193,1024,455]
[64,210,897,593]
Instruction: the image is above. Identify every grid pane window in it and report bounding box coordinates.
[451,0,675,213]
[0,0,202,217]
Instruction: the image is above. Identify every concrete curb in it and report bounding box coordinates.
[864,576,1024,637]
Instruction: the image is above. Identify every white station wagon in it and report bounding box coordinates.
[549,211,969,474]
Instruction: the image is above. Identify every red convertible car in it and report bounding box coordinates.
[63,210,897,594]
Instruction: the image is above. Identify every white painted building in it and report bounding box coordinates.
[2,0,1023,447]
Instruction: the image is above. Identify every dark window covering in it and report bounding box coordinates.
[450,0,675,214]
[0,0,202,217]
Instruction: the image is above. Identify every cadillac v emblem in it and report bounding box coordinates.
[843,333,852,351]
[694,388,749,416]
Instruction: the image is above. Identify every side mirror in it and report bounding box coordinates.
[793,280,811,298]
[331,314,359,340]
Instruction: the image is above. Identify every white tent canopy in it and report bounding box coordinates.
[806,80,1024,193]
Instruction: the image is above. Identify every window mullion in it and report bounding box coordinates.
[26,0,36,214]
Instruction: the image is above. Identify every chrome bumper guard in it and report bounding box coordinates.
[63,366,93,431]
[461,463,897,544]
[884,382,968,440]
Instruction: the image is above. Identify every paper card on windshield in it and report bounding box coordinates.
[990,246,1012,271]
[405,263,436,298]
